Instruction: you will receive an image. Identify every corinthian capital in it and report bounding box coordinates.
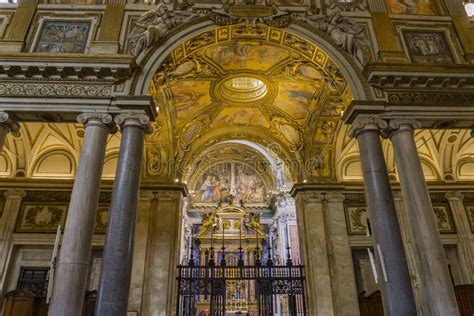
[0,112,20,133]
[114,113,151,132]
[348,117,388,139]
[382,119,422,139]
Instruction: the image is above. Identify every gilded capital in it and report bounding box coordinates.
[114,113,151,132]
[382,119,422,139]
[445,191,464,201]
[4,189,27,199]
[348,117,388,139]
[0,112,20,133]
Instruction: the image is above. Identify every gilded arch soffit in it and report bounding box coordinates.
[147,24,353,182]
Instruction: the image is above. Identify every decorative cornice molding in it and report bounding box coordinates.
[0,82,112,97]
[348,116,387,139]
[0,54,136,82]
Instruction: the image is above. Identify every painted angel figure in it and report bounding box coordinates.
[303,12,369,65]
[128,4,199,57]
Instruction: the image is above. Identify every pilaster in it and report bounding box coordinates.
[141,187,186,316]
[325,192,360,316]
[89,0,126,54]
[445,192,474,283]
[293,190,335,316]
[128,191,155,313]
[445,1,474,64]
[0,189,26,297]
[1,0,38,52]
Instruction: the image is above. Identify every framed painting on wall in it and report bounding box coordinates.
[33,20,92,53]
[402,31,454,64]
[344,204,370,235]
[94,204,109,234]
[16,202,68,233]
[388,0,437,15]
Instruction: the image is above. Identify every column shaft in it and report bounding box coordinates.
[351,119,416,316]
[388,120,459,316]
[95,114,148,316]
[48,114,112,316]
[0,112,19,153]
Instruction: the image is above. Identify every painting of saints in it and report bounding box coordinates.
[200,175,221,202]
[35,21,91,53]
[388,0,437,15]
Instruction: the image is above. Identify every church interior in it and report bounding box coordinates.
[0,0,473,315]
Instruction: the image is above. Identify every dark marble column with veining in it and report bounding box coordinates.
[48,113,115,316]
[349,117,416,316]
[0,112,19,153]
[386,119,460,316]
[95,113,149,316]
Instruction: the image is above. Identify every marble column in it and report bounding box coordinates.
[48,113,114,316]
[96,113,149,316]
[445,192,474,283]
[294,191,334,316]
[0,189,26,298]
[141,188,185,316]
[0,112,19,153]
[386,119,459,316]
[349,118,416,316]
[325,192,360,316]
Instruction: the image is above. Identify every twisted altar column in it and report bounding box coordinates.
[349,118,416,316]
[48,113,115,316]
[95,113,149,316]
[386,119,459,316]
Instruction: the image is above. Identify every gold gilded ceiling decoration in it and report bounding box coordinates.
[127,3,371,66]
[147,24,352,182]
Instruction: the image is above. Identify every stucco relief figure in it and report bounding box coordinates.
[128,5,199,57]
[302,12,369,65]
[197,212,220,236]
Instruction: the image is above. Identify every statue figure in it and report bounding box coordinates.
[128,4,200,57]
[197,212,219,236]
[302,12,369,65]
[243,212,265,236]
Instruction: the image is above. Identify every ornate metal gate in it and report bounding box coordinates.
[176,257,306,315]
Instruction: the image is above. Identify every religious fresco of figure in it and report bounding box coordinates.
[388,0,437,15]
[273,81,315,120]
[16,203,68,233]
[34,21,91,53]
[194,162,267,204]
[170,80,213,119]
[403,31,454,64]
[205,43,290,72]
[214,108,269,127]
[464,204,474,233]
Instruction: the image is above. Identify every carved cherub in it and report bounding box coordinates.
[128,4,200,57]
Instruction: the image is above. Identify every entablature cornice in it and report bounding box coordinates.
[0,53,136,82]
[343,99,474,129]
[364,63,474,90]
